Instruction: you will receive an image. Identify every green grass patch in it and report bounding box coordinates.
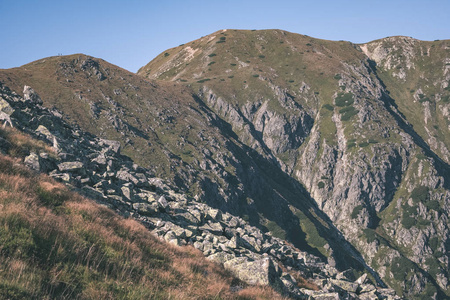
[335,92,354,107]
[351,205,363,219]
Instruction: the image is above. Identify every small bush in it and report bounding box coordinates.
[341,108,359,121]
[323,104,334,111]
[391,256,415,281]
[335,92,354,107]
[164,53,170,57]
[425,200,440,211]
[334,74,342,80]
[252,74,259,78]
[207,61,216,66]
[306,43,312,46]
[347,142,356,149]
[359,142,369,147]
[208,53,216,57]
[228,76,234,79]
[317,181,325,189]
[363,228,378,243]
[402,214,416,229]
[196,79,211,83]
[368,139,378,144]
[230,63,237,66]
[351,205,363,219]
[411,186,429,203]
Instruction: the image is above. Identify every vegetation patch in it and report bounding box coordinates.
[196,78,211,83]
[317,181,325,189]
[335,92,354,107]
[323,104,334,111]
[411,186,429,203]
[208,53,217,57]
[339,106,358,121]
[351,205,363,219]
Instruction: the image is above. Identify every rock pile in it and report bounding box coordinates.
[0,82,401,299]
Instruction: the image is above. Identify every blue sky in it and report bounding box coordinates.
[1,0,449,72]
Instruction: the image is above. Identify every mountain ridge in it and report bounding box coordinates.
[0,29,449,299]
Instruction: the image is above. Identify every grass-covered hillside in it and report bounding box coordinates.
[0,126,282,300]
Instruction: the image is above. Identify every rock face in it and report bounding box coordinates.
[0,81,402,299]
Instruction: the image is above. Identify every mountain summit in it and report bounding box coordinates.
[1,29,449,299]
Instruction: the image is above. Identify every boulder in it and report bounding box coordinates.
[58,161,84,172]
[0,98,14,115]
[24,152,40,171]
[157,196,169,210]
[224,257,281,286]
[132,202,159,216]
[81,186,106,200]
[329,279,359,293]
[23,86,43,104]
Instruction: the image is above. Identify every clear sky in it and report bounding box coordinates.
[1,0,449,73]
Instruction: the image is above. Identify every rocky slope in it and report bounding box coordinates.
[138,30,450,299]
[0,29,449,299]
[0,81,401,299]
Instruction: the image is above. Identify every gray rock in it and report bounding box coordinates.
[23,85,43,104]
[81,186,106,200]
[58,161,84,172]
[132,202,159,216]
[224,257,281,286]
[24,152,40,171]
[158,196,169,210]
[0,98,14,115]
[121,186,133,201]
[329,279,359,293]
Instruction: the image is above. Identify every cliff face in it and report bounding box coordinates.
[1,30,449,299]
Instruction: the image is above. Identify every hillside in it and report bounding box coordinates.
[0,127,283,299]
[139,29,450,299]
[1,29,449,299]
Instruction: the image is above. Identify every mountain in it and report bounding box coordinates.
[1,29,449,299]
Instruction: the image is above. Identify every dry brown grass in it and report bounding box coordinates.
[0,150,285,299]
[0,126,56,159]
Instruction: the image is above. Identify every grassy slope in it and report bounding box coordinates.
[0,127,283,300]
[0,54,224,181]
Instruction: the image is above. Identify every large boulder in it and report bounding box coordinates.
[223,256,281,286]
[23,86,43,105]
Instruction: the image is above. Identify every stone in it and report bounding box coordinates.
[58,161,84,172]
[199,221,223,235]
[356,273,368,285]
[329,279,359,293]
[157,196,169,210]
[164,231,179,246]
[132,202,159,216]
[121,186,133,201]
[24,152,40,171]
[23,86,43,104]
[207,252,235,264]
[0,98,14,115]
[36,125,56,142]
[116,169,139,185]
[207,208,222,221]
[81,186,106,199]
[224,257,280,286]
[99,139,121,153]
